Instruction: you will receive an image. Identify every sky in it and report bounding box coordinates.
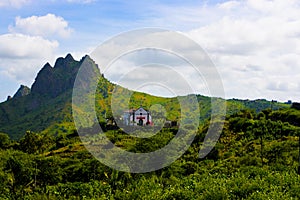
[0,0,300,102]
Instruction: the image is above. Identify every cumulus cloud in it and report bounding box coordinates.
[186,0,300,101]
[9,14,72,38]
[104,50,193,95]
[0,33,58,84]
[93,0,299,101]
[0,0,30,8]
[90,29,222,98]
[0,34,58,58]
[0,13,72,90]
[0,13,73,89]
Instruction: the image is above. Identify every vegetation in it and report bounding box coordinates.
[0,107,299,199]
[0,77,289,140]
[0,54,298,199]
[0,54,289,140]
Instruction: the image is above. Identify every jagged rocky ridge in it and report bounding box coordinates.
[0,54,102,139]
[31,54,83,98]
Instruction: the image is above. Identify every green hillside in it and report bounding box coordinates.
[0,107,299,199]
[0,54,289,140]
[0,54,299,199]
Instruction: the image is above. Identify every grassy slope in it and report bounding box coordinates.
[0,76,289,140]
[0,54,290,139]
[1,107,299,199]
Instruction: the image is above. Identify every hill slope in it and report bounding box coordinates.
[0,54,289,139]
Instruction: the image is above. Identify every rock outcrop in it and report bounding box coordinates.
[13,85,31,99]
[31,54,83,98]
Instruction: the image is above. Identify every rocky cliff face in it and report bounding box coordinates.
[31,54,83,98]
[0,53,103,139]
[13,85,31,98]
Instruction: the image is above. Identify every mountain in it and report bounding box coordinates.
[0,54,104,139]
[31,54,81,98]
[0,54,289,140]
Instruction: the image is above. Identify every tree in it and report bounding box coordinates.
[252,120,267,165]
[298,137,300,175]
[19,131,42,154]
[36,156,63,193]
[4,151,35,198]
[0,133,10,149]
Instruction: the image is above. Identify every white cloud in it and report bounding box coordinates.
[0,13,73,98]
[0,33,58,84]
[0,34,58,58]
[186,0,300,102]
[217,1,240,10]
[90,32,215,98]
[0,0,30,8]
[1,0,299,102]
[9,14,73,38]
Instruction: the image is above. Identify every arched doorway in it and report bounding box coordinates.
[138,119,143,126]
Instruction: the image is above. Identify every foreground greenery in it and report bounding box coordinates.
[0,107,300,199]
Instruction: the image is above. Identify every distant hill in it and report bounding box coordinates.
[0,54,289,139]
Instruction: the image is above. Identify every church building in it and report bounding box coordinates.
[123,107,152,126]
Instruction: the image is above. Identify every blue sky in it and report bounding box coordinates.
[0,0,300,102]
